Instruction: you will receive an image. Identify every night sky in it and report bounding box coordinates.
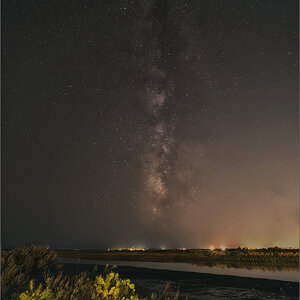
[2,0,298,249]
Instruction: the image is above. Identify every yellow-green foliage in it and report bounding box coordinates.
[43,271,100,300]
[18,267,180,300]
[94,271,138,300]
[19,270,140,300]
[18,268,143,300]
[19,280,54,300]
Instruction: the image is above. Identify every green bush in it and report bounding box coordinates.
[1,245,60,300]
[18,266,179,300]
[19,280,54,300]
[19,272,98,300]
[2,247,181,300]
[94,270,138,300]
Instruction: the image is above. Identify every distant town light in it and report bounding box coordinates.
[209,245,215,251]
[220,245,226,251]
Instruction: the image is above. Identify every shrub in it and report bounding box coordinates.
[94,270,138,300]
[19,280,54,300]
[1,245,60,300]
[43,272,99,300]
[18,266,180,300]
[18,267,141,300]
[3,246,181,300]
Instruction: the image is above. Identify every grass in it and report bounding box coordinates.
[57,247,299,269]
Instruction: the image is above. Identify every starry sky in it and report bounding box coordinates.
[2,0,298,249]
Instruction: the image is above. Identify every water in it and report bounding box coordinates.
[60,258,298,282]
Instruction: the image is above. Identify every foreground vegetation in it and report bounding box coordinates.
[58,247,299,269]
[1,246,180,300]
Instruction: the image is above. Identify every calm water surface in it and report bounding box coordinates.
[60,258,298,282]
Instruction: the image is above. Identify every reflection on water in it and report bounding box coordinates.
[189,261,299,272]
[60,258,299,282]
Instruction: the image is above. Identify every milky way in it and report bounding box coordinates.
[135,1,177,220]
[133,1,213,224]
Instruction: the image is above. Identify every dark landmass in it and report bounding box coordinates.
[57,248,299,269]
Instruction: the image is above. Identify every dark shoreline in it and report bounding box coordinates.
[57,249,299,270]
[61,262,299,299]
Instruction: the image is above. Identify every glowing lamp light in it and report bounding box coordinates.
[220,245,226,251]
[209,245,215,251]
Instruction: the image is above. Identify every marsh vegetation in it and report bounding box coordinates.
[57,247,299,269]
[1,246,180,300]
